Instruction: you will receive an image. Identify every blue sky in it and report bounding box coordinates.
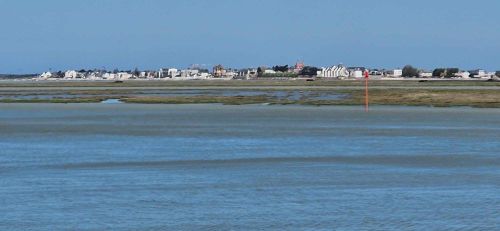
[0,0,499,73]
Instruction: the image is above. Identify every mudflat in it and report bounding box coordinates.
[0,79,499,107]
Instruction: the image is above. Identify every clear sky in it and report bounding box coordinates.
[1,0,499,73]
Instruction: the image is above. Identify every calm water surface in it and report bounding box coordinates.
[0,104,499,230]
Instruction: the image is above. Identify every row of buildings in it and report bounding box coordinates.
[37,63,499,80]
[38,66,238,81]
[318,65,404,79]
[317,65,497,79]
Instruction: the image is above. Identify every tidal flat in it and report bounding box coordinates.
[0,80,499,107]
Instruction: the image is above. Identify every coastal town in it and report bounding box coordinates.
[35,62,500,81]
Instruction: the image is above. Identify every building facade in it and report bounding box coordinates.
[318,65,349,78]
[213,65,226,78]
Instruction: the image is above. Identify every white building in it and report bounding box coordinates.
[158,68,168,78]
[469,70,488,78]
[370,70,383,76]
[64,70,79,79]
[168,68,178,78]
[238,69,258,79]
[419,71,433,78]
[350,70,363,78]
[117,72,133,80]
[180,69,199,78]
[102,73,119,80]
[455,71,471,79]
[318,65,349,78]
[139,72,152,79]
[199,73,211,79]
[347,67,367,78]
[225,70,237,78]
[386,69,403,77]
[158,68,180,78]
[138,71,157,79]
[39,72,53,79]
[87,72,104,80]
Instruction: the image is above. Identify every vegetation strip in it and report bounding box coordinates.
[1,88,499,108]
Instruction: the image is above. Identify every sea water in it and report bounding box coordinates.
[0,104,499,230]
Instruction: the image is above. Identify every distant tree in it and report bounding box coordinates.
[300,66,319,76]
[78,69,87,73]
[432,68,445,77]
[113,69,119,74]
[133,68,140,76]
[496,71,500,77]
[272,65,289,73]
[446,68,459,78]
[432,68,459,78]
[402,65,418,77]
[257,67,264,77]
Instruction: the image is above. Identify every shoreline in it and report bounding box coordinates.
[1,79,499,87]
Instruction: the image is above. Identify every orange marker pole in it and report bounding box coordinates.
[364,70,369,112]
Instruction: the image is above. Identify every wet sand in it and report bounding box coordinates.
[0,80,499,107]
